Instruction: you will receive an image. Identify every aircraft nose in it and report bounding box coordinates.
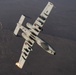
[47,50,55,55]
[51,51,56,55]
[54,52,56,55]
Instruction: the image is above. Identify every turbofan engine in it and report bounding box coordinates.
[26,23,32,29]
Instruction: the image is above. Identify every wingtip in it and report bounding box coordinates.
[48,1,53,5]
[15,62,22,69]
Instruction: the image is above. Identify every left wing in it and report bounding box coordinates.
[30,2,54,36]
[16,40,34,69]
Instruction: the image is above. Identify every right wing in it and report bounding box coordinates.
[16,40,33,69]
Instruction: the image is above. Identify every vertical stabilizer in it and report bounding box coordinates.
[14,15,25,35]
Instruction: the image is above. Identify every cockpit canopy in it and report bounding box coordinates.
[41,42,49,50]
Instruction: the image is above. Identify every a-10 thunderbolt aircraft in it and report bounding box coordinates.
[14,2,56,69]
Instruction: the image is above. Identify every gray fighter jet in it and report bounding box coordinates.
[14,2,55,69]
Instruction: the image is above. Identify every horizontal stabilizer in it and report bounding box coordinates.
[14,15,25,35]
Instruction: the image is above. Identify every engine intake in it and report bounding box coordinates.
[26,23,32,29]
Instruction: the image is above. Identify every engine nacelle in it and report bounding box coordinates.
[26,23,32,29]
[21,33,29,40]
